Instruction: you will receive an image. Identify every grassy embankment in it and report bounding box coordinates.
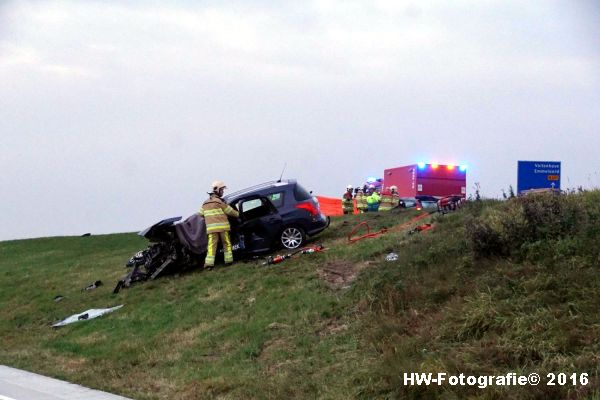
[1,191,599,399]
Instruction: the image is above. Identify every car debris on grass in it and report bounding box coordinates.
[52,305,124,328]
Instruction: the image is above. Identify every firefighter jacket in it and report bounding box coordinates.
[342,191,354,212]
[379,190,393,211]
[200,194,239,233]
[355,192,367,210]
[391,192,400,208]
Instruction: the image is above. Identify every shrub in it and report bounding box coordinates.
[466,216,506,257]
[467,192,593,260]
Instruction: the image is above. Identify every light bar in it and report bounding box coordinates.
[415,161,468,171]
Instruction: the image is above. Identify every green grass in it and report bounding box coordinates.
[1,194,600,399]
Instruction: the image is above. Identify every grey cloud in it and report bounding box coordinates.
[1,0,599,240]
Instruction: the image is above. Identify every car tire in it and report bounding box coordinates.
[280,225,306,250]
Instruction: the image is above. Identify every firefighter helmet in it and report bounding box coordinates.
[211,181,227,192]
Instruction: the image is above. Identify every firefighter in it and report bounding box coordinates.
[390,185,400,208]
[200,181,239,269]
[355,187,367,213]
[342,185,354,214]
[379,187,393,211]
[366,185,380,212]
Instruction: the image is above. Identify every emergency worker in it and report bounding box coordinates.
[390,185,400,208]
[355,187,367,213]
[200,181,239,269]
[366,186,381,212]
[379,187,393,211]
[342,185,354,214]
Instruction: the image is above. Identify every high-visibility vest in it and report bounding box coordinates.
[366,192,380,211]
[367,192,380,204]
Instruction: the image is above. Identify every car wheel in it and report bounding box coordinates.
[280,226,305,249]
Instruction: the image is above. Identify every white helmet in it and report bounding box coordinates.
[390,185,398,191]
[211,180,227,192]
[346,184,353,190]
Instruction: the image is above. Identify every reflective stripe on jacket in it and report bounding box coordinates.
[200,194,239,233]
[342,192,354,211]
[355,193,367,209]
[379,192,393,211]
[391,193,400,208]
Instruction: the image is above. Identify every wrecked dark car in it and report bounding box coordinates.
[113,214,205,293]
[225,179,329,251]
[114,180,329,293]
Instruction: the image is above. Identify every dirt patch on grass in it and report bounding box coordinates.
[317,319,349,337]
[180,377,233,400]
[73,332,107,345]
[258,338,299,376]
[53,354,88,374]
[167,323,211,348]
[317,261,371,289]
[198,286,226,302]
[108,370,178,400]
[259,338,287,361]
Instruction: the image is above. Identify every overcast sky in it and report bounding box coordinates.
[1,0,599,240]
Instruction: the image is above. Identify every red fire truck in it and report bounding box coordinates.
[383,162,467,199]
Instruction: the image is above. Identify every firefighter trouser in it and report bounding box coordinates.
[342,201,354,214]
[205,231,233,267]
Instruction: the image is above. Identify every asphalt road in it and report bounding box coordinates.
[0,365,131,400]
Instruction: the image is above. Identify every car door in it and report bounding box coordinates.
[236,196,283,253]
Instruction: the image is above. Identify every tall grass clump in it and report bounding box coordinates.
[466,192,600,265]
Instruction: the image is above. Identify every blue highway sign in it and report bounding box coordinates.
[517,161,561,194]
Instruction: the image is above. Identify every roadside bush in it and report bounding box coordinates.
[467,192,592,260]
[465,216,506,257]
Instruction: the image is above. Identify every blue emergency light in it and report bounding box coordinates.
[416,161,467,171]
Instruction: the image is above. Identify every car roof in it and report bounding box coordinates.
[224,179,297,201]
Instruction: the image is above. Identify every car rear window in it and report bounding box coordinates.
[267,192,284,207]
[293,183,312,201]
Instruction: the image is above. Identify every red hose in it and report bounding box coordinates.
[347,213,430,244]
[347,222,388,243]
